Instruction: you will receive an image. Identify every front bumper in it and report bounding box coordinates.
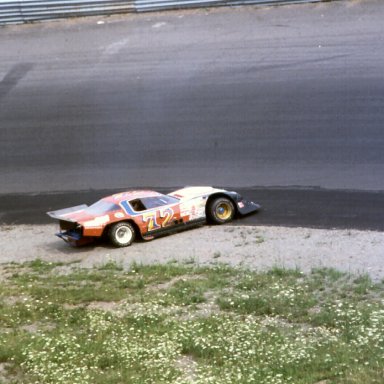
[223,191,261,216]
[237,200,261,216]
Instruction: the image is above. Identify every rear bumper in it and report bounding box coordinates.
[56,230,94,247]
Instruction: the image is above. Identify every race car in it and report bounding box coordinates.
[47,186,261,247]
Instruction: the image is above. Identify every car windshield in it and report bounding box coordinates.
[85,200,120,215]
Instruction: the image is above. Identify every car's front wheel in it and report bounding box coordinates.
[207,197,235,224]
[108,222,136,247]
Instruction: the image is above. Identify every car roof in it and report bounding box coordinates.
[107,190,164,203]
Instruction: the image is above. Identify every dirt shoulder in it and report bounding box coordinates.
[1,224,383,281]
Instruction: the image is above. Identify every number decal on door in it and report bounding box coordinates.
[142,207,174,232]
[161,207,173,227]
[142,211,161,232]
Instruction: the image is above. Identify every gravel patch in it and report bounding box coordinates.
[1,224,383,281]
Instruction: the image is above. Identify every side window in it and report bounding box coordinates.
[141,195,179,209]
[129,199,146,212]
[141,197,161,210]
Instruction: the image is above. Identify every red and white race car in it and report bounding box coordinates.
[47,186,261,247]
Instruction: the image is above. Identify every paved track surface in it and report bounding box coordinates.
[1,188,384,231]
[1,0,384,229]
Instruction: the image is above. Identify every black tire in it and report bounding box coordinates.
[108,222,136,247]
[207,197,235,224]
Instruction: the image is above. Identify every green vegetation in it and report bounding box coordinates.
[0,260,383,383]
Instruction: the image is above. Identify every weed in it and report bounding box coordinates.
[98,260,123,271]
[353,274,373,295]
[0,263,383,384]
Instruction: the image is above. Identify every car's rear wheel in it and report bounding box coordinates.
[207,197,235,224]
[108,222,136,247]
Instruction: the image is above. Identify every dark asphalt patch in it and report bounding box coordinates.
[0,63,34,101]
[235,188,384,231]
[1,188,383,231]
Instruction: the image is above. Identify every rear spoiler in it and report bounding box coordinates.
[47,204,88,220]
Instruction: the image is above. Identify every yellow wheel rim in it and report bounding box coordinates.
[216,202,232,220]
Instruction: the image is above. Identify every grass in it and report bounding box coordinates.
[0,260,383,383]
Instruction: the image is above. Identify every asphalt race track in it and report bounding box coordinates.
[1,0,384,230]
[1,187,384,232]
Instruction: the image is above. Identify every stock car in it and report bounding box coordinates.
[47,186,261,247]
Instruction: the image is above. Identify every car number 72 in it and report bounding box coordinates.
[142,207,174,232]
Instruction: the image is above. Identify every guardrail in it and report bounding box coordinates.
[0,0,323,25]
[0,0,135,24]
[135,0,319,12]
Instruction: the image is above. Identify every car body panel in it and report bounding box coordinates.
[47,186,261,246]
[169,186,225,199]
